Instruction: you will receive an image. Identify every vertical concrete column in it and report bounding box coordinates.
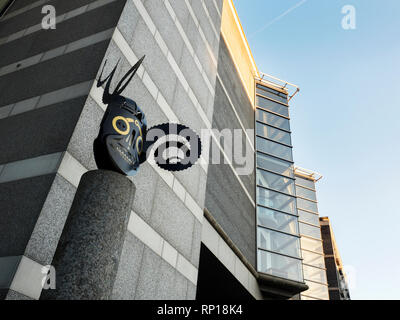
[42,170,135,300]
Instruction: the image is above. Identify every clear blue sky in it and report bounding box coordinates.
[234,0,400,300]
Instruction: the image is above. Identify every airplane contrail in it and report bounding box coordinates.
[249,0,308,38]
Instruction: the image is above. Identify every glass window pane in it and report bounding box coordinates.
[256,122,292,146]
[299,222,322,239]
[298,209,320,226]
[257,169,295,195]
[257,187,297,215]
[256,152,294,178]
[257,206,299,235]
[301,237,324,254]
[303,265,327,284]
[297,198,318,213]
[256,108,290,131]
[257,250,303,282]
[304,281,329,300]
[295,176,315,190]
[256,95,289,118]
[256,85,288,104]
[256,137,293,162]
[295,185,317,201]
[302,250,326,269]
[258,227,301,258]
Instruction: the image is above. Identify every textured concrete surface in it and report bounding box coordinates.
[24,174,77,266]
[206,162,256,267]
[204,35,256,267]
[134,246,188,300]
[151,177,196,265]
[67,96,104,171]
[111,232,145,300]
[42,170,135,300]
[5,289,33,300]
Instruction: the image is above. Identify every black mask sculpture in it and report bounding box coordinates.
[94,57,202,176]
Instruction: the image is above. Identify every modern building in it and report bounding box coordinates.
[320,217,351,300]
[294,167,329,300]
[0,0,347,301]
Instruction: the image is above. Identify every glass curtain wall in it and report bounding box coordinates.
[295,173,329,300]
[255,83,303,283]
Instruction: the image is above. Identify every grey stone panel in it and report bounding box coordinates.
[150,177,195,264]
[168,0,190,27]
[211,79,255,199]
[190,220,203,268]
[116,0,140,45]
[42,170,135,300]
[0,174,56,257]
[205,162,256,267]
[178,2,218,92]
[0,97,86,165]
[215,0,224,13]
[134,246,163,300]
[67,96,104,171]
[130,162,159,222]
[178,46,210,113]
[124,15,178,106]
[0,0,126,67]
[0,0,104,38]
[216,37,254,131]
[134,246,188,300]
[154,259,187,300]
[111,232,145,300]
[5,289,33,300]
[170,80,209,205]
[143,0,185,63]
[170,77,208,137]
[204,0,222,33]
[0,40,109,106]
[173,164,203,209]
[186,281,197,300]
[24,174,76,266]
[189,0,219,56]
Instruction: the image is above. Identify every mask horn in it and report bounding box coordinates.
[97,59,120,104]
[113,56,145,96]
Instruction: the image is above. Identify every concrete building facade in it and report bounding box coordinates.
[320,217,351,300]
[0,0,347,300]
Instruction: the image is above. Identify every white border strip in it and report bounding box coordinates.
[128,210,198,285]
